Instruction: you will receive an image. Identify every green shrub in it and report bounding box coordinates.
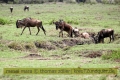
[48,19,55,25]
[114,0,120,4]
[102,49,120,60]
[66,20,79,25]
[0,18,9,25]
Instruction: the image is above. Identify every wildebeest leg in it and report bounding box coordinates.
[71,30,73,38]
[21,27,26,35]
[102,39,104,43]
[61,29,64,37]
[59,30,63,37]
[59,31,61,37]
[112,35,114,41]
[36,27,40,35]
[68,31,72,37]
[62,32,63,37]
[109,36,112,43]
[28,27,31,35]
[41,25,46,35]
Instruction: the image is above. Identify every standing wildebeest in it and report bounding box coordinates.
[16,17,46,35]
[53,20,73,37]
[94,29,114,43]
[10,7,13,13]
[24,6,29,11]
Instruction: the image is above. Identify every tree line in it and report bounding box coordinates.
[1,0,120,4]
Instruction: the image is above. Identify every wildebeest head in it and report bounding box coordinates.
[53,20,64,30]
[53,21,60,30]
[93,35,99,44]
[93,31,104,44]
[16,20,24,28]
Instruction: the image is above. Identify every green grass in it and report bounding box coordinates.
[102,49,120,60]
[0,3,120,80]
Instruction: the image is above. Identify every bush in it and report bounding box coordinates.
[102,49,120,60]
[0,18,9,25]
[114,0,120,4]
[66,20,79,25]
[48,19,55,25]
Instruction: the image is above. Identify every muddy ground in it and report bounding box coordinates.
[1,35,120,61]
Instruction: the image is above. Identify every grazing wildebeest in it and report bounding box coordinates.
[16,17,46,35]
[53,20,73,37]
[10,7,13,13]
[24,6,29,11]
[94,29,114,43]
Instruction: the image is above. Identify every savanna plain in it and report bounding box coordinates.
[0,2,120,80]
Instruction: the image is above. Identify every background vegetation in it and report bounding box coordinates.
[1,0,120,4]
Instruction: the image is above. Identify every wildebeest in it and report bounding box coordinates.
[24,6,29,11]
[94,29,114,43]
[16,17,46,35]
[10,7,13,13]
[53,20,73,37]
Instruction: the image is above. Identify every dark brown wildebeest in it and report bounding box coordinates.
[53,20,73,37]
[94,29,114,43]
[10,7,13,13]
[24,6,29,11]
[16,17,46,35]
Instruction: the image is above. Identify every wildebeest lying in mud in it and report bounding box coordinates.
[16,17,46,35]
[53,20,73,37]
[94,29,114,43]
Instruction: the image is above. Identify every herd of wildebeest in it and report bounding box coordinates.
[10,6,114,44]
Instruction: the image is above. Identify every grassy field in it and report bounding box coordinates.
[0,3,120,80]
